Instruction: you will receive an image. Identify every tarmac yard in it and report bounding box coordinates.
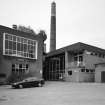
[0,82,105,105]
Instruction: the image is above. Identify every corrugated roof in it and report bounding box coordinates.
[46,42,105,57]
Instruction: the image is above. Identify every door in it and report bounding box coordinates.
[101,71,105,82]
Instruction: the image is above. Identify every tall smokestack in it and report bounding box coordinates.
[50,1,56,52]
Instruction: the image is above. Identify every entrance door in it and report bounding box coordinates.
[43,54,65,81]
[101,71,105,82]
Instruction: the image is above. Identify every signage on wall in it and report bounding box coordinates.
[16,59,26,62]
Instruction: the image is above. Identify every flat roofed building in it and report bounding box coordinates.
[43,42,105,82]
[0,25,46,84]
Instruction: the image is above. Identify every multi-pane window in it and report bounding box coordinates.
[12,64,29,74]
[3,33,38,59]
[81,69,95,73]
[74,55,83,62]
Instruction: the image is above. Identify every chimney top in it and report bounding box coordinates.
[51,1,56,16]
[52,1,56,4]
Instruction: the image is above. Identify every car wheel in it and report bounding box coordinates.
[38,83,42,87]
[19,85,23,89]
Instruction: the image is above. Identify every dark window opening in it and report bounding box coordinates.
[68,71,72,75]
[26,64,28,68]
[81,69,85,72]
[79,56,83,62]
[74,57,78,61]
[12,64,15,67]
[19,64,22,68]
[0,74,6,78]
[86,69,89,72]
[90,70,93,73]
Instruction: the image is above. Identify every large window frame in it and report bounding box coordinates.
[3,33,38,59]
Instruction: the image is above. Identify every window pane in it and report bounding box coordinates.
[5,34,9,40]
[29,53,33,58]
[79,56,83,62]
[21,38,24,43]
[12,64,15,68]
[74,57,78,61]
[17,37,21,42]
[17,43,21,51]
[13,36,16,41]
[26,53,28,57]
[9,35,12,40]
[26,64,28,68]
[9,41,12,49]
[29,45,33,53]
[28,45,31,53]
[5,40,8,49]
[5,49,9,55]
[23,38,27,44]
[8,50,12,55]
[13,50,16,55]
[31,41,34,45]
[23,44,27,52]
[33,41,36,45]
[21,44,24,51]
[33,46,36,53]
[17,51,21,56]
[33,54,36,58]
[81,69,85,72]
[28,40,31,44]
[13,42,16,50]
[68,71,72,75]
[24,53,27,57]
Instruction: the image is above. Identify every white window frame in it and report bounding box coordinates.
[3,33,38,59]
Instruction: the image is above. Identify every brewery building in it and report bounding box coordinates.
[0,25,46,84]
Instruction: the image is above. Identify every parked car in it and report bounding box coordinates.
[11,77,45,88]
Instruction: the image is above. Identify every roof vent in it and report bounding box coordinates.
[12,24,17,30]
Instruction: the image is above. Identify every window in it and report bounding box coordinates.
[79,56,83,62]
[3,33,37,59]
[81,68,95,73]
[81,69,85,72]
[86,69,89,72]
[0,73,6,78]
[103,55,105,58]
[68,71,72,75]
[12,64,29,74]
[90,69,95,73]
[74,56,78,61]
[74,54,83,62]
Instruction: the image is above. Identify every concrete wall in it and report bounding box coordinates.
[64,68,94,82]
[79,72,94,82]
[84,53,105,69]
[95,64,105,82]
[64,51,96,82]
[64,68,80,82]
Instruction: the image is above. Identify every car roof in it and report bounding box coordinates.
[24,77,39,80]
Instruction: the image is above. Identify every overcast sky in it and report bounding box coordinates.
[0,0,105,52]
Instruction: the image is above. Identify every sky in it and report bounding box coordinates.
[0,0,105,52]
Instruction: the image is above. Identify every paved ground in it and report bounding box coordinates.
[0,82,105,105]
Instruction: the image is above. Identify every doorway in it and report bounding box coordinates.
[101,71,105,82]
[43,54,65,81]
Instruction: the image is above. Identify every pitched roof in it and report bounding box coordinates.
[46,42,105,57]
